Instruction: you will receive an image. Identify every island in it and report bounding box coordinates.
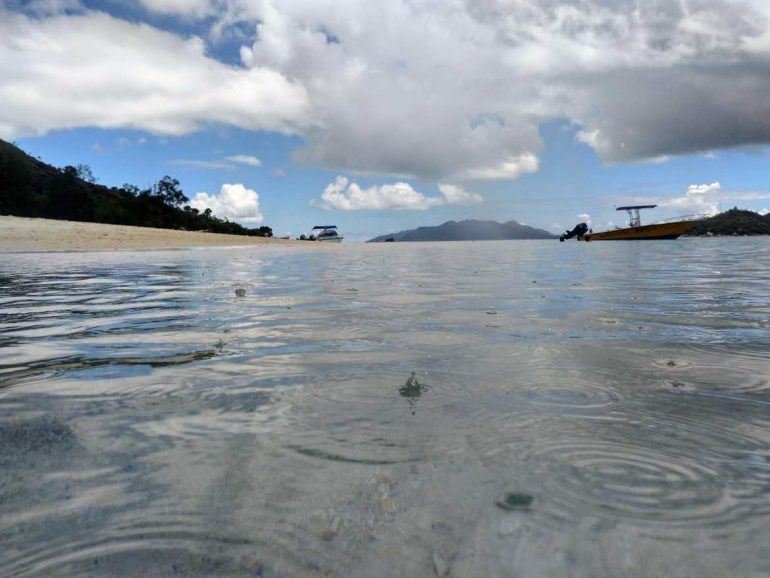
[687,208,770,236]
[368,219,557,242]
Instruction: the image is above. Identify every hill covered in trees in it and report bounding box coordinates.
[368,219,557,242]
[0,139,272,237]
[687,208,770,236]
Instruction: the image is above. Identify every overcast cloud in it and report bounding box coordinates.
[3,0,770,183]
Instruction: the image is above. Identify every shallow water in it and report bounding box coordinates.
[1,239,769,577]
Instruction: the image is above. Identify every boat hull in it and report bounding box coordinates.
[584,220,695,241]
[317,237,343,243]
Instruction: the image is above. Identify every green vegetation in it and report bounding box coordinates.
[687,208,770,236]
[0,139,272,237]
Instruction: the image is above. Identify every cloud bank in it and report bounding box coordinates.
[4,1,770,181]
[0,8,309,139]
[316,177,482,211]
[659,182,722,217]
[621,181,770,217]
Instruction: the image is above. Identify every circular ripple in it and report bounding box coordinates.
[649,347,770,395]
[652,358,694,369]
[278,370,473,466]
[300,368,472,416]
[523,439,744,529]
[518,382,621,410]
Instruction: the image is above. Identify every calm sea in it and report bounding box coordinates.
[1,239,769,577]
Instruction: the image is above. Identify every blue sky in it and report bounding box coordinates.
[5,1,770,241]
[17,121,770,242]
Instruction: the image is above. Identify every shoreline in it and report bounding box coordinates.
[0,216,303,253]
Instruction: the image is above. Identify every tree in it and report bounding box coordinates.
[0,140,34,214]
[122,183,141,196]
[76,164,97,184]
[153,176,188,207]
[50,166,93,220]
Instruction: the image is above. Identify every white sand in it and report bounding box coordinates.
[0,216,301,252]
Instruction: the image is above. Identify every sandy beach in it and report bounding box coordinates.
[0,216,300,252]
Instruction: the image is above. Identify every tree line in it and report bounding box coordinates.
[687,208,770,236]
[0,139,272,237]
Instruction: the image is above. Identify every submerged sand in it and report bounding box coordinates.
[0,216,300,252]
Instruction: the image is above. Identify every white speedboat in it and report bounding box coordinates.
[311,225,344,243]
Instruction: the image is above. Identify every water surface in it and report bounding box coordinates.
[1,240,769,577]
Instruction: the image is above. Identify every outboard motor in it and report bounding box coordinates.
[560,222,588,242]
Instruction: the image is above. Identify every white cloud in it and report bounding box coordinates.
[0,10,309,140]
[464,154,540,181]
[618,183,770,220]
[578,213,591,226]
[233,0,770,177]
[316,176,443,211]
[759,208,769,216]
[190,183,263,224]
[659,182,723,216]
[170,159,233,170]
[170,155,261,169]
[316,177,483,211]
[225,155,261,167]
[687,182,722,196]
[6,1,770,182]
[436,184,483,205]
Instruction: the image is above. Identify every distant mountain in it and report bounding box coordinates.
[687,208,770,236]
[368,219,557,242]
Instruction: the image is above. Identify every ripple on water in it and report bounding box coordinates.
[276,369,475,467]
[298,368,472,416]
[1,524,262,577]
[517,381,622,411]
[523,439,735,529]
[518,403,770,536]
[2,242,770,575]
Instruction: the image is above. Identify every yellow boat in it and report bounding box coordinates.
[562,205,697,242]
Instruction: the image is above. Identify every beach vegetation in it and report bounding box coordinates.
[687,208,770,236]
[0,139,272,238]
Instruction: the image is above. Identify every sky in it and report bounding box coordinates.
[3,0,770,241]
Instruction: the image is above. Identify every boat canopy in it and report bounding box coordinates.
[616,205,657,211]
[312,225,338,230]
[616,205,658,227]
